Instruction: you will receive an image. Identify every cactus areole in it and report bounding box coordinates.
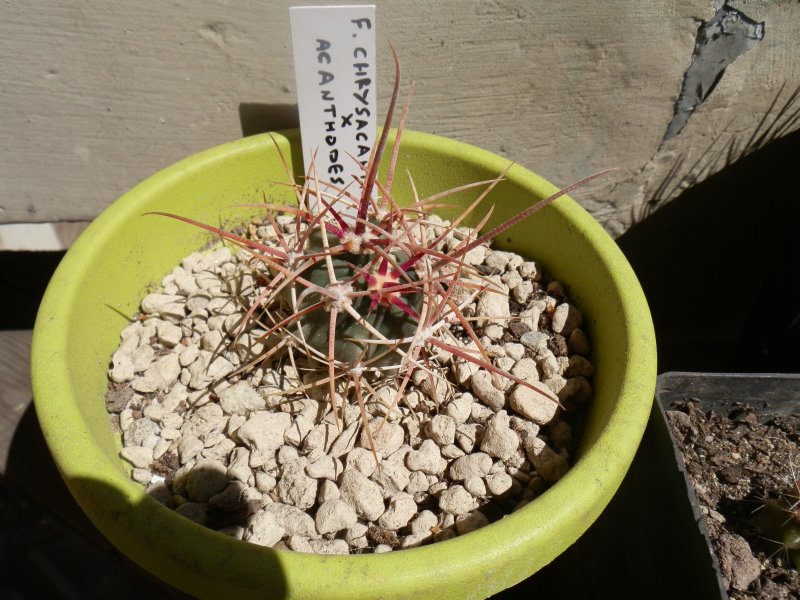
[297,228,422,366]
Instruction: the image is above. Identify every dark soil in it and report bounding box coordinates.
[667,400,800,599]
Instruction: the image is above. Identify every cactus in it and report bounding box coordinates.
[149,50,611,456]
[754,471,800,569]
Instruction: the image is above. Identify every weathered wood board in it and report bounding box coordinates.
[1,1,798,235]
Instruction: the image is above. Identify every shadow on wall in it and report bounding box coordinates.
[239,103,300,137]
[617,127,800,373]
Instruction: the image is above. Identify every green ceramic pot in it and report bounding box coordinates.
[31,130,656,599]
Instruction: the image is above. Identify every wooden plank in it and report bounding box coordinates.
[2,1,797,234]
[0,330,33,472]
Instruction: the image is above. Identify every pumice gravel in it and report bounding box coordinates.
[107,218,594,554]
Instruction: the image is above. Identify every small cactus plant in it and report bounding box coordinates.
[754,469,800,569]
[149,51,610,456]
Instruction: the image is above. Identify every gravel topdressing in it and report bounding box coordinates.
[107,216,594,554]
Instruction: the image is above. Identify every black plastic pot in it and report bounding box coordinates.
[655,371,800,600]
[496,374,729,598]
[512,371,800,598]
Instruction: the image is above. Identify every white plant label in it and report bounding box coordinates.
[289,5,376,216]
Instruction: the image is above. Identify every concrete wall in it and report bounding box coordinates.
[2,1,798,235]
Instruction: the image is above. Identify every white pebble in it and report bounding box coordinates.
[132,353,181,393]
[152,437,171,460]
[181,403,225,439]
[345,447,380,477]
[449,452,492,481]
[480,411,519,460]
[187,351,234,390]
[276,458,317,510]
[455,423,484,453]
[328,421,360,457]
[131,468,152,485]
[438,485,478,515]
[512,281,533,304]
[123,418,160,449]
[185,458,228,502]
[317,479,340,503]
[509,385,559,425]
[377,493,418,530]
[338,469,385,521]
[276,445,299,465]
[524,437,570,484]
[486,472,514,496]
[469,371,505,412]
[551,303,582,336]
[441,444,465,459]
[410,510,438,537]
[261,502,318,538]
[315,499,358,534]
[141,293,185,320]
[302,422,339,459]
[283,415,314,447]
[501,271,522,290]
[503,343,525,361]
[511,357,539,383]
[519,331,548,352]
[244,511,285,547]
[518,307,542,331]
[475,278,509,327]
[406,471,430,494]
[178,343,199,367]
[425,415,456,446]
[157,322,183,347]
[119,408,135,432]
[344,522,369,548]
[226,447,252,483]
[178,435,204,464]
[544,375,568,397]
[444,393,473,425]
[237,411,292,466]
[308,539,350,555]
[537,349,560,379]
[405,440,447,476]
[483,324,504,340]
[255,472,277,494]
[120,446,153,469]
[287,535,313,553]
[306,456,343,480]
[484,251,511,272]
[372,460,411,494]
[401,533,430,549]
[202,438,234,462]
[109,352,135,383]
[218,381,266,415]
[464,476,486,497]
[518,261,541,280]
[462,244,487,266]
